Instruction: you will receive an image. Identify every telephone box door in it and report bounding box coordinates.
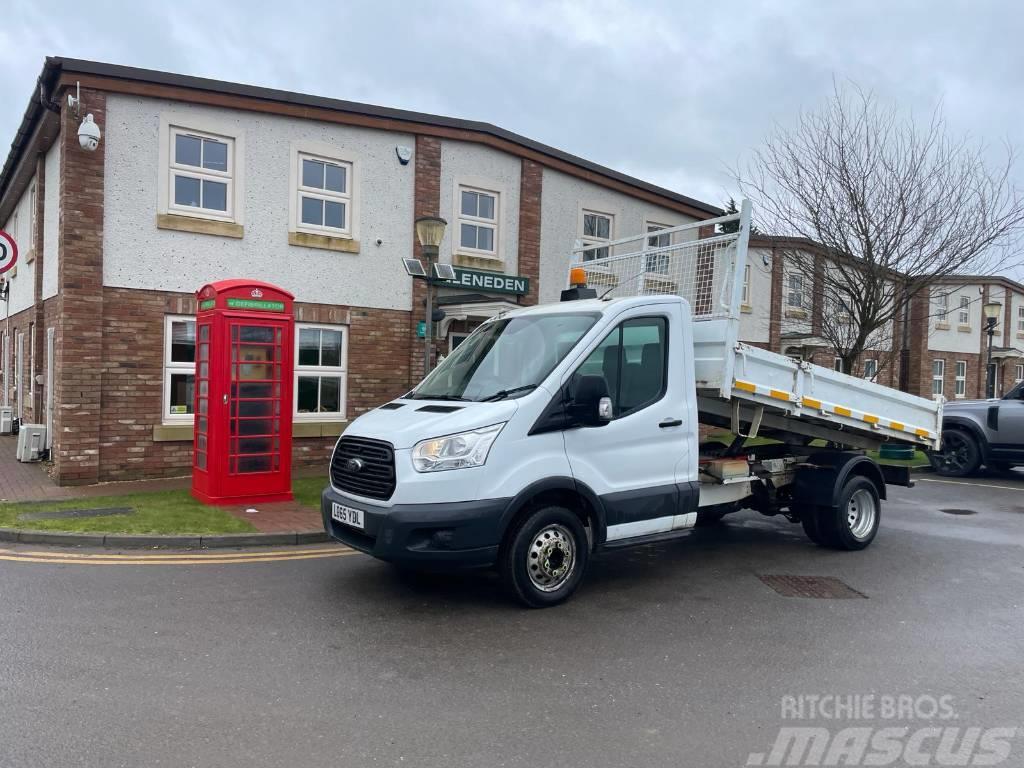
[223,319,292,498]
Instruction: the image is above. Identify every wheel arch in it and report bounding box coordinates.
[498,477,607,551]
[793,451,887,509]
[941,417,990,461]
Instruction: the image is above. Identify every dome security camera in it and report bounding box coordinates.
[78,113,101,151]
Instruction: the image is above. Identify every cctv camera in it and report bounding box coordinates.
[78,113,101,151]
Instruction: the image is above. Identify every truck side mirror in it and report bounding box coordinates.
[568,374,613,427]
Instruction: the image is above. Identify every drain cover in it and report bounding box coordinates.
[940,508,976,516]
[758,574,867,599]
[18,507,134,522]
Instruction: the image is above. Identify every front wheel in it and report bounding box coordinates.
[499,506,589,608]
[929,429,982,477]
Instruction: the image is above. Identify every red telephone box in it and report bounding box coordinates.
[191,280,295,505]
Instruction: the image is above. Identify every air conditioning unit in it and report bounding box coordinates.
[0,406,12,435]
[16,424,46,462]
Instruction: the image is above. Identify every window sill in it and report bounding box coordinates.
[740,304,753,314]
[784,309,807,319]
[453,253,505,272]
[25,249,35,264]
[1016,332,1024,339]
[153,420,348,442]
[157,213,244,239]
[288,231,360,254]
[957,325,972,333]
[935,322,950,330]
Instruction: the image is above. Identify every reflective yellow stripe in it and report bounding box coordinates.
[769,389,791,401]
[802,396,822,409]
[915,428,930,438]
[834,406,852,417]
[863,414,879,424]
[890,421,905,431]
[734,380,756,393]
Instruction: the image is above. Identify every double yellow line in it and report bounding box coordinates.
[0,546,359,566]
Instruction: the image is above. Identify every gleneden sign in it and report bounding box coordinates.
[442,267,529,296]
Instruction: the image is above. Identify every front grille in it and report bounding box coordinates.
[330,436,396,501]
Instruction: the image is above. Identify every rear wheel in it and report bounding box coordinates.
[499,506,589,608]
[812,476,881,551]
[929,429,982,477]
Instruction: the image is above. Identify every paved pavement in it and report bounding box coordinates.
[1,475,1023,767]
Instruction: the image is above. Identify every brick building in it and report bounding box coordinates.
[0,57,719,485]
[739,237,1024,400]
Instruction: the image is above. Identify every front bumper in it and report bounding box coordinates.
[321,485,509,568]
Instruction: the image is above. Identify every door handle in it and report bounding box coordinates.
[659,418,683,428]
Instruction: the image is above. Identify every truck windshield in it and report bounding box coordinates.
[411,313,599,402]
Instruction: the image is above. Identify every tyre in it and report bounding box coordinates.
[929,429,982,477]
[813,476,881,551]
[798,506,828,546]
[499,506,589,608]
[695,509,728,526]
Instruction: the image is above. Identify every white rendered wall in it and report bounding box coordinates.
[42,140,60,300]
[928,283,982,354]
[438,139,520,273]
[739,248,772,344]
[538,167,700,305]
[102,95,417,310]
[2,180,36,316]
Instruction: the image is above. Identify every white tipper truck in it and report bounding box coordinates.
[321,201,942,607]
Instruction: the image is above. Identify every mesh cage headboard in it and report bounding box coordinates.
[569,204,751,322]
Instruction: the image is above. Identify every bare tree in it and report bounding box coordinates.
[737,82,1024,373]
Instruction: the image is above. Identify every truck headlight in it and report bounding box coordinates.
[412,423,505,472]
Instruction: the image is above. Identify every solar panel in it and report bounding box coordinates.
[402,258,427,277]
[433,263,457,281]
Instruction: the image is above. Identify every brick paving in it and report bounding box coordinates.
[0,437,324,533]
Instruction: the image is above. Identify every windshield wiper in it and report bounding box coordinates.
[412,393,471,402]
[481,385,538,402]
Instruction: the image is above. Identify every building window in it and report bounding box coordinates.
[458,187,498,256]
[787,273,805,309]
[932,359,945,396]
[295,325,347,421]
[1016,364,1023,383]
[741,264,751,306]
[167,126,234,220]
[581,210,613,262]
[645,223,671,274]
[1017,306,1024,332]
[958,296,970,326]
[863,359,877,381]
[933,290,948,323]
[296,153,352,235]
[448,332,470,353]
[955,360,967,398]
[163,316,196,424]
[28,185,36,258]
[833,357,844,373]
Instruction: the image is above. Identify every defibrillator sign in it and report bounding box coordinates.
[0,230,17,275]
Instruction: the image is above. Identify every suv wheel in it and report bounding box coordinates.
[500,506,589,608]
[929,429,982,477]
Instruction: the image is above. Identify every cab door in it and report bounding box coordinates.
[561,303,697,542]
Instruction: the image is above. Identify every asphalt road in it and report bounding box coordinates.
[2,475,1023,768]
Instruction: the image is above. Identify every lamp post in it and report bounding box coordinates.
[414,216,448,375]
[983,301,1002,398]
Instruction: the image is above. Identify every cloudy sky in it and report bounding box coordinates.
[2,0,1022,215]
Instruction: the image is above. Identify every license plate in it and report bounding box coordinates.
[331,502,365,530]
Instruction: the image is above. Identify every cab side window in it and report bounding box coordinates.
[572,316,667,418]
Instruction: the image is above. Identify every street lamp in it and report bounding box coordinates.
[983,301,1002,398]
[413,216,448,374]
